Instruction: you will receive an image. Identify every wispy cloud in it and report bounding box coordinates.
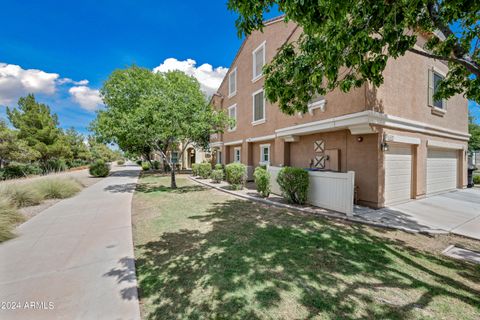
[68,86,103,111]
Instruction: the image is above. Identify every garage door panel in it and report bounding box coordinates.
[384,144,412,205]
[426,148,458,195]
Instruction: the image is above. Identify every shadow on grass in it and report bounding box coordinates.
[131,193,480,319]
[135,184,205,194]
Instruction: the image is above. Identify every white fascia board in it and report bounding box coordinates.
[246,134,276,143]
[209,142,224,148]
[385,134,421,145]
[224,139,244,146]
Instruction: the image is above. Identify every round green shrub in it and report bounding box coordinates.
[198,163,212,179]
[214,163,224,170]
[152,160,160,170]
[141,162,151,171]
[89,160,110,177]
[253,167,271,198]
[0,185,43,208]
[473,174,480,185]
[211,169,224,183]
[33,178,82,199]
[191,163,199,176]
[136,159,142,166]
[225,163,246,190]
[277,167,309,204]
[117,159,125,166]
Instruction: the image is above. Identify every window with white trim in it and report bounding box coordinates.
[252,42,265,81]
[216,150,222,164]
[228,68,237,97]
[252,89,265,124]
[234,147,241,162]
[260,144,270,165]
[428,68,446,110]
[228,104,237,131]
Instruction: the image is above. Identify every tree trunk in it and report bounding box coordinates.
[171,167,177,189]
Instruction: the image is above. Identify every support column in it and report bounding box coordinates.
[273,138,290,167]
[414,139,427,198]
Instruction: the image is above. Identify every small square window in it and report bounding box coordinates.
[228,68,237,97]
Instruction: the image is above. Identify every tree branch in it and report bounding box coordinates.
[408,47,480,78]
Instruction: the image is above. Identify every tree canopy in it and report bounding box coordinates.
[227,0,479,114]
[469,114,480,152]
[91,66,228,187]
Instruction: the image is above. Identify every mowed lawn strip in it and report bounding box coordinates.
[132,173,480,320]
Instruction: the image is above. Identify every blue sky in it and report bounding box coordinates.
[0,1,478,134]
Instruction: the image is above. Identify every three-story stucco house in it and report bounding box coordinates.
[210,16,469,208]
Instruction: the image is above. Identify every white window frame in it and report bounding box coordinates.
[228,104,237,132]
[259,144,270,165]
[252,88,266,125]
[228,67,237,97]
[216,150,222,164]
[252,41,266,82]
[428,67,447,115]
[234,147,241,162]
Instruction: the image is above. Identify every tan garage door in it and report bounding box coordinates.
[384,144,412,205]
[427,148,458,195]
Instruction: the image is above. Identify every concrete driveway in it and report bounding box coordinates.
[356,188,480,240]
[389,188,480,239]
[0,165,141,320]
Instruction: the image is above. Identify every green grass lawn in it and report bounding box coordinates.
[132,173,480,320]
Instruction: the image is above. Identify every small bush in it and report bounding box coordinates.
[198,163,212,179]
[473,174,480,185]
[0,198,24,242]
[33,178,82,199]
[141,162,151,171]
[1,163,42,180]
[0,185,43,208]
[136,159,142,166]
[152,160,160,170]
[253,167,271,198]
[117,159,125,166]
[277,167,309,204]
[89,160,110,177]
[191,163,199,176]
[214,163,224,170]
[211,169,224,183]
[43,158,67,173]
[225,163,246,190]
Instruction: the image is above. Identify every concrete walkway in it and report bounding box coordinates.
[0,165,141,320]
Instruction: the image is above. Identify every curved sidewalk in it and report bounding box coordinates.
[0,165,141,320]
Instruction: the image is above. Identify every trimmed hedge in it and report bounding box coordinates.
[191,163,199,176]
[198,163,212,179]
[225,163,246,190]
[89,160,110,177]
[141,162,151,171]
[152,160,160,170]
[214,163,224,170]
[473,174,480,185]
[253,167,271,198]
[0,163,43,180]
[277,167,309,204]
[211,169,224,183]
[117,159,125,165]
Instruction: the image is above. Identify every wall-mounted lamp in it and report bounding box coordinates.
[356,136,364,142]
[380,142,389,152]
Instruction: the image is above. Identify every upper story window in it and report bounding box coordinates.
[428,68,447,113]
[260,144,270,165]
[228,68,237,97]
[252,41,266,81]
[252,89,265,125]
[234,147,241,162]
[228,104,237,131]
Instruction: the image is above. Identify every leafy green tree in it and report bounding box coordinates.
[0,120,40,166]
[228,0,479,114]
[7,94,71,167]
[469,114,480,152]
[88,138,119,162]
[64,128,91,162]
[91,66,228,188]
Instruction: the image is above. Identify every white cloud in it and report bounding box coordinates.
[58,78,89,86]
[153,58,227,97]
[0,63,59,105]
[68,86,103,111]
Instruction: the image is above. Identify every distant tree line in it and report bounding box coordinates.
[0,94,121,180]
